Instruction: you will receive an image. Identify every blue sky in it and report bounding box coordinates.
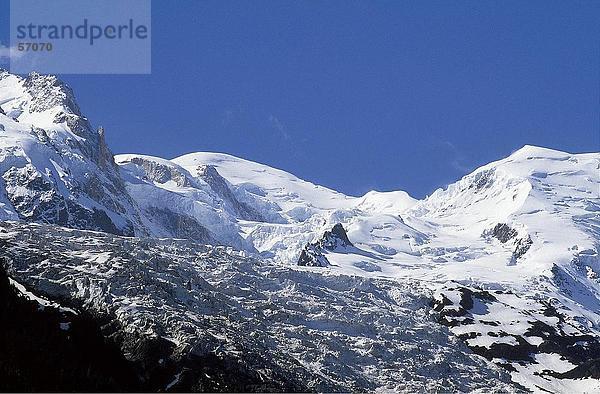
[1,1,598,198]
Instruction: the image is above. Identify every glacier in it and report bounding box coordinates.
[0,69,599,392]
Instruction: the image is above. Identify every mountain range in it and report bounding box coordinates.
[0,69,598,392]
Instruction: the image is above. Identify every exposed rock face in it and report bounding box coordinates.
[2,163,126,235]
[23,73,83,117]
[0,71,143,236]
[320,223,353,249]
[487,223,532,261]
[197,164,264,222]
[298,223,353,267]
[22,73,110,167]
[432,283,600,384]
[490,223,518,243]
[146,207,214,244]
[297,246,331,267]
[0,221,516,392]
[96,126,119,170]
[130,157,194,187]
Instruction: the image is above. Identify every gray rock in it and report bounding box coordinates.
[197,164,265,222]
[298,223,353,267]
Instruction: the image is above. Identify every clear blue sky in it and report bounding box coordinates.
[1,1,598,198]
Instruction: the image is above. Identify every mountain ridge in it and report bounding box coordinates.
[0,70,599,392]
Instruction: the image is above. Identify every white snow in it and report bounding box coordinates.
[1,70,599,392]
[8,276,77,314]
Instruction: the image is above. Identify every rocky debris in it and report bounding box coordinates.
[0,221,516,392]
[298,223,353,267]
[130,157,194,187]
[146,207,215,244]
[197,164,264,222]
[432,283,600,385]
[487,223,532,261]
[2,163,130,235]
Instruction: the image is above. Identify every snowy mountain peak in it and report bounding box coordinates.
[0,69,599,392]
[0,71,114,168]
[0,71,141,236]
[22,72,82,116]
[509,144,574,160]
[1,71,83,128]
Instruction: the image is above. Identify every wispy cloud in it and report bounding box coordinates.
[441,140,472,173]
[268,114,290,140]
[221,109,234,126]
[221,105,246,127]
[428,139,472,173]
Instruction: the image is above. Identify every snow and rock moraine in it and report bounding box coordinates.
[0,70,599,392]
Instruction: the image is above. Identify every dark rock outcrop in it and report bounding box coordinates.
[487,223,532,261]
[0,263,140,392]
[0,261,303,392]
[432,283,600,381]
[298,246,331,267]
[130,157,194,188]
[197,164,264,222]
[298,223,353,267]
[320,223,353,250]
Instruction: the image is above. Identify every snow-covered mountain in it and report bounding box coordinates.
[0,221,516,392]
[0,70,598,392]
[0,70,144,235]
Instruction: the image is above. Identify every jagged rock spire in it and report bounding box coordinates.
[298,223,353,267]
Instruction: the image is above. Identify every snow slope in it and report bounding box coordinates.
[0,70,143,235]
[1,70,599,392]
[124,146,599,391]
[171,152,419,263]
[0,221,516,392]
[168,147,599,392]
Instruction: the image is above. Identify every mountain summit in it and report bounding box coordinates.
[0,70,598,392]
[0,70,141,234]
